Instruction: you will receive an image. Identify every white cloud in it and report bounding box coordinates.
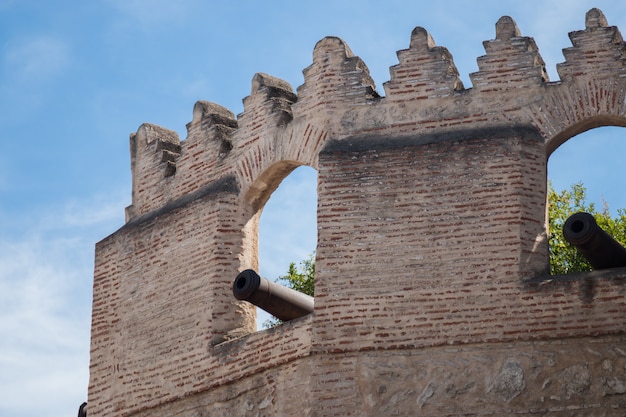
[0,190,127,417]
[3,35,70,83]
[57,193,129,230]
[0,235,91,417]
[0,0,14,10]
[105,0,200,29]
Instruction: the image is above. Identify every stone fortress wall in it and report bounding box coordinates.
[88,8,626,416]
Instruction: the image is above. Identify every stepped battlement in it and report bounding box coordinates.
[126,8,625,221]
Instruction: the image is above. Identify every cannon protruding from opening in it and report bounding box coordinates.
[233,269,314,321]
[563,212,626,270]
[77,402,87,417]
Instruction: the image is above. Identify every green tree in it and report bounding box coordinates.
[279,252,315,296]
[262,253,315,328]
[548,181,626,275]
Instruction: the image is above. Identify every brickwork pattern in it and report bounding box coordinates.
[88,8,626,416]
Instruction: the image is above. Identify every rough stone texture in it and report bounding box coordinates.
[88,8,626,416]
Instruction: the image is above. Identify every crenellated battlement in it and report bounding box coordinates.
[91,8,626,417]
[383,26,464,100]
[558,8,626,81]
[470,16,548,91]
[125,8,626,223]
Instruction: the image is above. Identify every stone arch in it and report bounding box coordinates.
[244,160,304,213]
[240,160,318,329]
[233,120,329,217]
[546,114,626,157]
[536,8,626,154]
[530,114,626,276]
[546,124,626,274]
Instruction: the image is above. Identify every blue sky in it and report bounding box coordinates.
[1,1,625,416]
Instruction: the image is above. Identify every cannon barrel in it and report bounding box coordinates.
[233,269,314,321]
[563,212,626,270]
[77,402,87,417]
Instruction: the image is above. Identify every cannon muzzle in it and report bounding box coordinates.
[563,212,626,270]
[233,269,314,321]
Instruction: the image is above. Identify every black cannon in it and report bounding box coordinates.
[562,212,626,270]
[77,402,87,417]
[232,269,314,321]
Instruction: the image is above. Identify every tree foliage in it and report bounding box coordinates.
[262,253,315,328]
[548,182,626,275]
[280,253,315,296]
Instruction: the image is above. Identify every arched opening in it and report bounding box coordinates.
[253,165,318,328]
[547,125,626,274]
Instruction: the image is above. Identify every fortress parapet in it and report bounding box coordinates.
[89,8,626,417]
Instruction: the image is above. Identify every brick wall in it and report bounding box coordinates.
[88,8,626,416]
[313,127,548,354]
